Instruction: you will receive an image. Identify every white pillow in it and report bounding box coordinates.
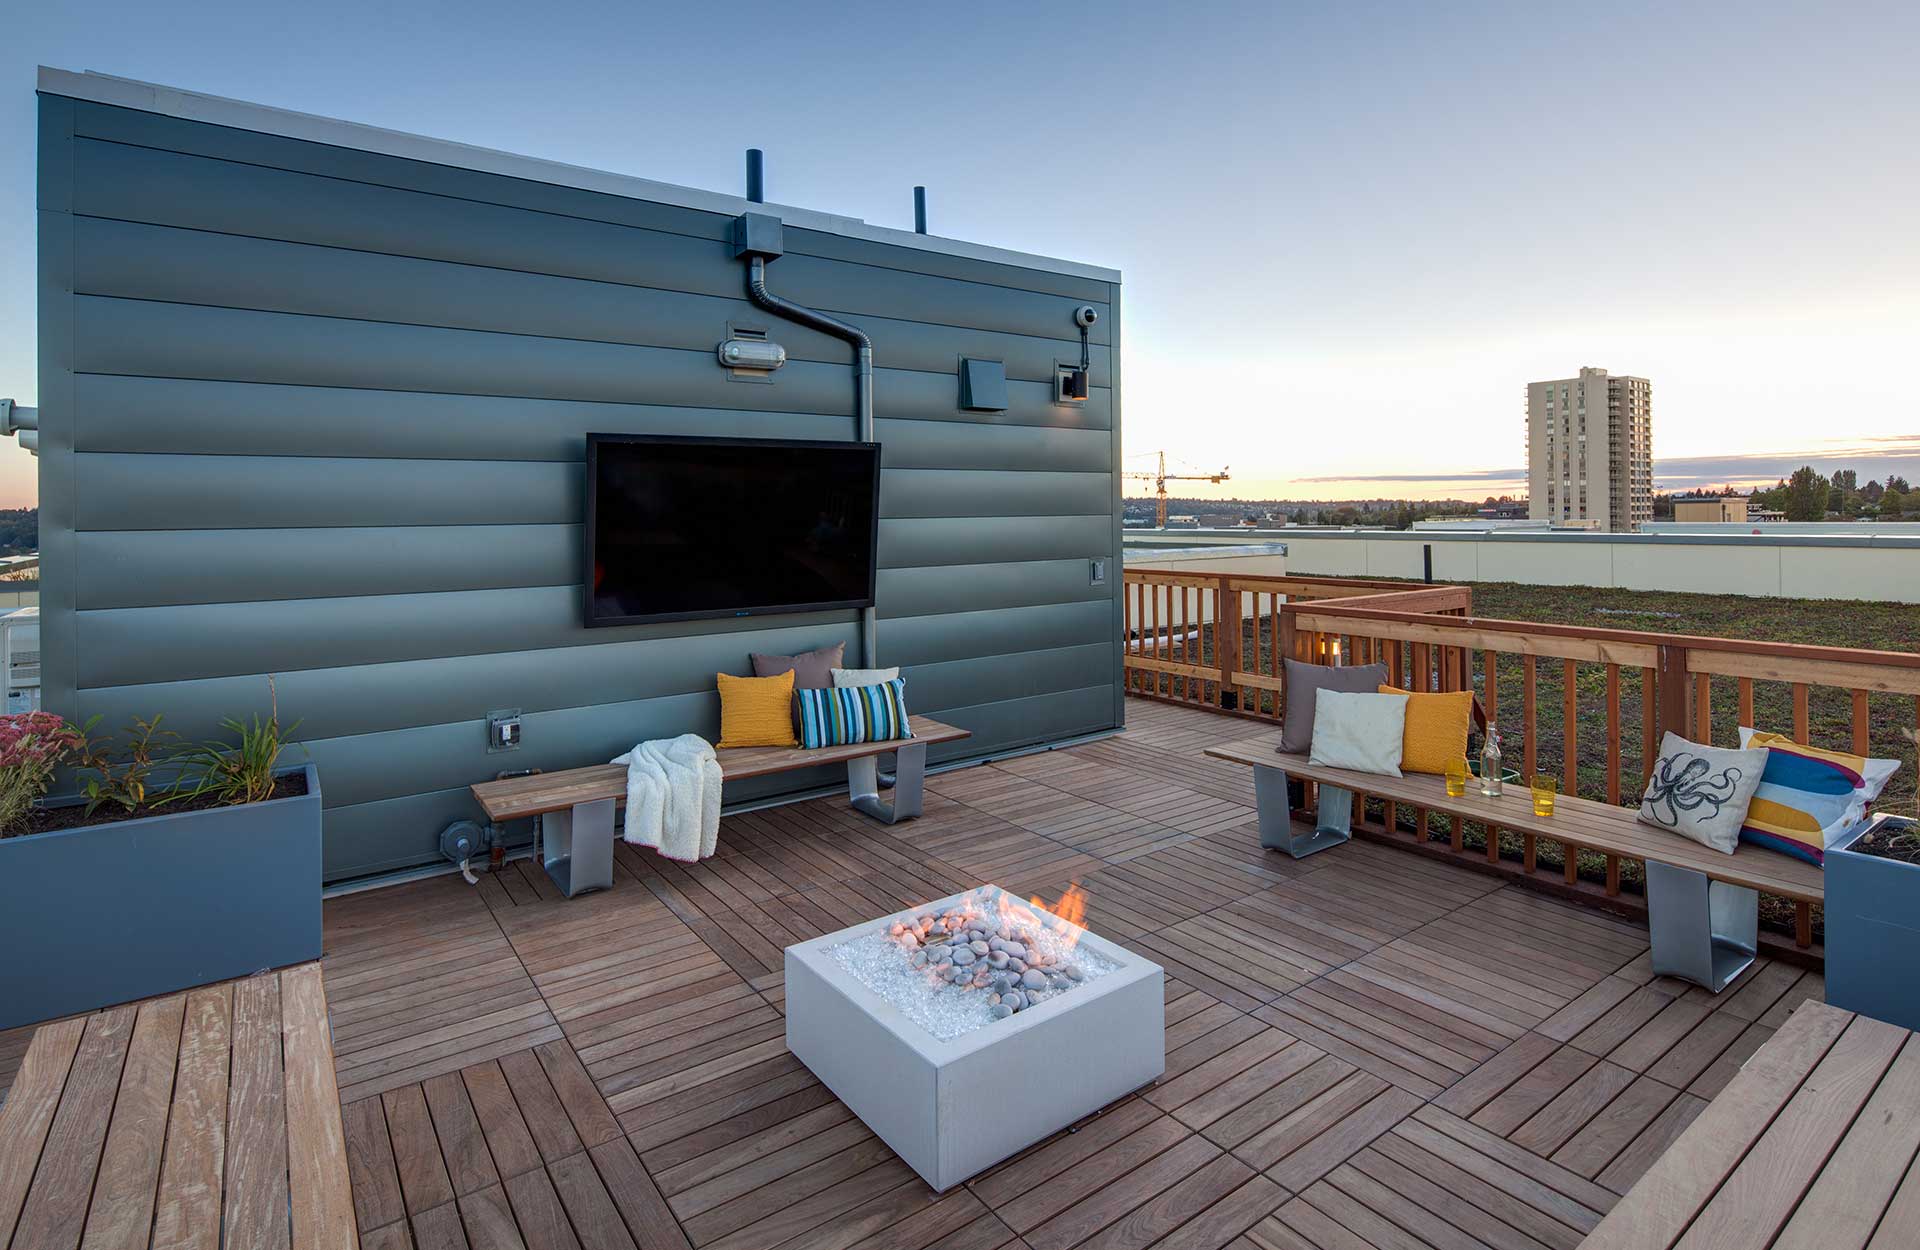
[831,666,901,688]
[1308,690,1408,777]
[1637,732,1769,854]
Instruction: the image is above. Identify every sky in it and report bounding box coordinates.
[2,0,1917,509]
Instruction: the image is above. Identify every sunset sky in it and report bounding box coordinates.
[2,1,1916,509]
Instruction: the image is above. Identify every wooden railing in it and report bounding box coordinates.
[1122,570,1472,718]
[1125,566,1920,951]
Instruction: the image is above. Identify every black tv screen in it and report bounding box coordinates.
[585,434,881,627]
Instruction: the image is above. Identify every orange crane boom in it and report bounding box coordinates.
[1123,451,1231,527]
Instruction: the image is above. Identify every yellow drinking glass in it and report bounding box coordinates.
[1531,774,1559,817]
[1444,758,1469,798]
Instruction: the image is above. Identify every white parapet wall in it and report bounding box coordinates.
[1123,529,1920,603]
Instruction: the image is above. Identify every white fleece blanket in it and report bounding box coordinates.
[610,734,722,862]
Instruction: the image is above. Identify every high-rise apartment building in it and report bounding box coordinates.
[1526,367,1652,531]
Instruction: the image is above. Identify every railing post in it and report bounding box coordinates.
[1278,603,1297,668]
[1216,575,1241,710]
[1656,643,1690,743]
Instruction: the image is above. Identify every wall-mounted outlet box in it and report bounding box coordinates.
[488,709,522,752]
[1089,558,1107,586]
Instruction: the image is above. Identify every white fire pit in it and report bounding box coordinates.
[784,884,1164,1192]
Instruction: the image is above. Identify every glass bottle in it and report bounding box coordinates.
[1480,725,1504,797]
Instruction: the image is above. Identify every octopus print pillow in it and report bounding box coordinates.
[1636,732,1769,854]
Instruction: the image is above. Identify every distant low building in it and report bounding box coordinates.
[1477,500,1530,521]
[1672,494,1750,524]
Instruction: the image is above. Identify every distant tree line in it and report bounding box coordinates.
[1752,468,1909,522]
[1649,471,1911,523]
[0,508,36,554]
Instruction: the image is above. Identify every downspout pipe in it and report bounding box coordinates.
[736,209,877,664]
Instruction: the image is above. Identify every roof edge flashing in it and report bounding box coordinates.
[35,66,1121,285]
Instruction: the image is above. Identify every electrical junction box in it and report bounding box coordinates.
[959,358,1008,412]
[488,709,522,752]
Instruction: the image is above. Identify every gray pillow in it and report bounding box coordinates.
[1279,658,1390,753]
[750,642,845,690]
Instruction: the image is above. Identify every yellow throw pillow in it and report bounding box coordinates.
[717,670,799,748]
[1379,684,1472,776]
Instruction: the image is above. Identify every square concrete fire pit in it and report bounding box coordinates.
[784,885,1165,1192]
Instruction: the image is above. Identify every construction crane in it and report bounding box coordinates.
[1124,451,1231,527]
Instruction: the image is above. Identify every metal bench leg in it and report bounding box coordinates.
[1646,860,1758,992]
[850,741,927,825]
[540,798,615,898]
[1255,764,1352,859]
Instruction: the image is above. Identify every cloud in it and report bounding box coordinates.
[1294,437,1920,493]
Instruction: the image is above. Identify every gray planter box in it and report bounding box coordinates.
[785,886,1164,1192]
[1825,813,1920,1032]
[0,764,322,1030]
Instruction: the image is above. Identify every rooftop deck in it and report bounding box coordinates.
[238,697,1829,1248]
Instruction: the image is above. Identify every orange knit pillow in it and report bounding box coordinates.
[1378,685,1472,776]
[717,670,799,748]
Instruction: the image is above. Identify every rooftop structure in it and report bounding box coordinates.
[1671,494,1750,524]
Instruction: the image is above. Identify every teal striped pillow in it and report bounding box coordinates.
[796,678,913,749]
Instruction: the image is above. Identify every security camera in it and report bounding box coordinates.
[1073,305,1099,329]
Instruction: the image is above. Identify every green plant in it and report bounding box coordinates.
[77,715,177,816]
[0,711,87,835]
[168,678,301,808]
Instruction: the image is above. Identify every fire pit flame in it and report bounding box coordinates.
[860,884,1110,1032]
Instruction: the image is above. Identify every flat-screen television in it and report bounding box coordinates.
[585,433,881,627]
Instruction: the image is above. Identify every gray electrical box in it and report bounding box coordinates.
[959,358,1009,412]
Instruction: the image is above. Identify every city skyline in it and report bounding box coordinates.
[3,1,1917,510]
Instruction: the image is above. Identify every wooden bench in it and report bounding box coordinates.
[471,716,971,897]
[1205,738,1824,992]
[1582,999,1918,1248]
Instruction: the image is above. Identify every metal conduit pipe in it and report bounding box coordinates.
[742,254,878,663]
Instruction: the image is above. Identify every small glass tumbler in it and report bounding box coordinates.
[1444,758,1469,798]
[1530,773,1559,817]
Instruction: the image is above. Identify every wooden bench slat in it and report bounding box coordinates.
[471,717,969,822]
[1203,737,1824,903]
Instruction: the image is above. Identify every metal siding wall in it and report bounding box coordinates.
[41,96,1123,883]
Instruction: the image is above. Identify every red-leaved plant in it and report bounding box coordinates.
[0,711,87,836]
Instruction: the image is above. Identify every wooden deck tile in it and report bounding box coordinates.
[6,697,1860,1250]
[0,965,356,1250]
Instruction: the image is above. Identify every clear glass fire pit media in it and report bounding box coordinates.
[826,885,1118,1041]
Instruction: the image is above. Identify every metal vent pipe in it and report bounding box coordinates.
[913,186,927,234]
[746,149,765,203]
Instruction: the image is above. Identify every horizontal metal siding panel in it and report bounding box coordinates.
[877,560,1107,621]
[932,685,1119,759]
[68,135,1113,337]
[82,516,1107,607]
[75,454,581,531]
[71,108,1112,300]
[285,644,1110,811]
[78,456,1112,532]
[75,524,578,608]
[71,376,1114,467]
[880,601,1115,669]
[878,516,1111,569]
[878,471,1111,520]
[74,586,858,687]
[73,298,1111,431]
[74,622,862,744]
[902,643,1114,717]
[70,217,1112,387]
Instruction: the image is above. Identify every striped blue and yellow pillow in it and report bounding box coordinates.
[796,677,913,749]
[1737,728,1900,864]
